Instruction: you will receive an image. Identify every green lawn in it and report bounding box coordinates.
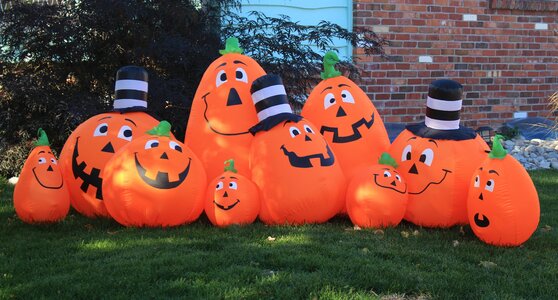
[1,170,557,299]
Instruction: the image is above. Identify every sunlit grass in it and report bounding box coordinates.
[0,170,557,298]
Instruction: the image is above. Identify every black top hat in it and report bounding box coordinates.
[249,74,302,135]
[406,79,476,140]
[113,66,149,112]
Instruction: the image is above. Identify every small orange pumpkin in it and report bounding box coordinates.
[467,135,540,246]
[14,129,70,223]
[346,153,408,228]
[59,66,160,218]
[389,79,489,227]
[204,159,260,227]
[249,74,346,225]
[103,121,207,227]
[185,37,266,181]
[302,51,390,179]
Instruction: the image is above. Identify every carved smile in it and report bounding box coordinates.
[202,92,250,136]
[134,153,191,189]
[373,174,406,194]
[474,213,490,227]
[72,137,103,200]
[408,169,452,195]
[32,167,63,189]
[320,112,375,143]
[213,199,240,211]
[280,144,335,168]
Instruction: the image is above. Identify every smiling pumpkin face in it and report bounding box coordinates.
[389,129,488,227]
[302,51,389,178]
[103,121,206,227]
[204,159,260,227]
[346,153,408,228]
[467,136,539,246]
[185,38,266,181]
[59,112,159,218]
[250,118,346,225]
[14,130,70,223]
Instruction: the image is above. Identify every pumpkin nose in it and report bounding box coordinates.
[336,106,347,117]
[226,88,242,106]
[305,135,312,142]
[160,152,169,160]
[47,165,53,172]
[408,163,419,175]
[390,180,397,186]
[101,142,115,153]
[479,193,484,200]
[223,191,228,197]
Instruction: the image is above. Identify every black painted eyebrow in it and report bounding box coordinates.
[407,137,417,141]
[320,86,333,94]
[38,150,45,154]
[98,116,112,121]
[125,118,137,127]
[488,170,500,176]
[230,176,238,179]
[283,120,294,127]
[338,84,350,88]
[215,62,227,69]
[428,139,438,147]
[479,167,483,171]
[233,60,247,65]
[219,177,225,179]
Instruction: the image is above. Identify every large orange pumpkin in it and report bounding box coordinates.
[185,37,266,181]
[103,121,207,227]
[346,153,408,228]
[204,159,260,227]
[467,135,540,246]
[249,74,346,225]
[302,51,390,179]
[389,79,489,228]
[14,129,70,223]
[59,66,159,218]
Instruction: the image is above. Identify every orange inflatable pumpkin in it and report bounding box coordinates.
[302,51,390,179]
[249,74,346,225]
[103,121,207,227]
[204,159,260,227]
[389,79,489,227]
[59,66,159,218]
[185,37,266,181]
[14,129,70,223]
[346,153,408,228]
[467,135,540,246]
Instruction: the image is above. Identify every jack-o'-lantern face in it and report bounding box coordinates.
[199,53,265,136]
[467,136,539,246]
[29,147,64,189]
[213,177,241,210]
[59,111,159,218]
[280,120,335,168]
[373,167,406,194]
[135,137,191,189]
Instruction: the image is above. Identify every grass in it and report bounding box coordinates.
[1,170,557,299]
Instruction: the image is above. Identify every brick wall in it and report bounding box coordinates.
[353,0,558,128]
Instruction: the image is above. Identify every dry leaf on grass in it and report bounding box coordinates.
[452,240,460,247]
[373,229,385,235]
[353,225,362,231]
[479,261,497,269]
[541,225,552,232]
[266,236,276,241]
[412,230,420,236]
[401,231,410,238]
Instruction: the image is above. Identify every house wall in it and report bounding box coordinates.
[353,0,558,128]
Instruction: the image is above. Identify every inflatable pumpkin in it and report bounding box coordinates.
[389,79,489,228]
[302,51,390,179]
[14,129,70,223]
[185,37,266,181]
[59,66,159,218]
[467,135,540,246]
[249,74,346,225]
[204,159,260,227]
[346,153,408,228]
[103,121,207,227]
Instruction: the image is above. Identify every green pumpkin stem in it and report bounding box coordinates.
[378,152,398,168]
[219,37,244,55]
[489,134,508,159]
[146,121,171,137]
[224,159,238,173]
[35,128,50,147]
[320,50,342,80]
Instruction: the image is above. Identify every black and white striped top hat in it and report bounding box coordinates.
[406,79,476,140]
[113,66,149,112]
[249,74,302,135]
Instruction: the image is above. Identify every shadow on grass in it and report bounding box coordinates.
[1,170,557,298]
